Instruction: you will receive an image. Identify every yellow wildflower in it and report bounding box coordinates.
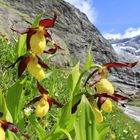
[30,26,46,54]
[27,56,45,80]
[95,78,114,95]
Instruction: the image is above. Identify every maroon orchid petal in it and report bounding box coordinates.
[7,122,20,134]
[0,120,29,138]
[94,93,129,107]
[27,96,42,105]
[47,97,64,108]
[103,61,138,69]
[43,30,52,39]
[44,48,57,54]
[114,91,130,101]
[39,13,57,28]
[7,56,25,68]
[0,120,20,134]
[72,100,81,114]
[37,56,50,69]
[84,69,100,86]
[26,28,38,51]
[44,44,64,54]
[11,28,29,34]
[18,56,31,78]
[97,97,107,110]
[37,81,49,95]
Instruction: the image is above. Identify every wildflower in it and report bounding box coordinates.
[24,107,33,117]
[8,53,49,80]
[27,82,63,118]
[85,61,138,122]
[0,112,29,139]
[95,78,114,95]
[11,11,63,54]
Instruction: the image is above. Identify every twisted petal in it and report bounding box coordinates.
[84,69,100,86]
[95,78,114,95]
[26,96,42,106]
[18,56,31,78]
[94,93,129,107]
[47,97,64,108]
[37,81,49,94]
[37,56,50,69]
[103,61,138,69]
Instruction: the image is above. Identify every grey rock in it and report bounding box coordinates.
[0,0,140,97]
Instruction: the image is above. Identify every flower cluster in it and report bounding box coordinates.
[27,82,63,118]
[9,11,64,119]
[85,61,138,123]
[10,11,63,80]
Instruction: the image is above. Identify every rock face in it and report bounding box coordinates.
[0,0,140,96]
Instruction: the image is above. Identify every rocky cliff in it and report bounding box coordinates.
[0,0,140,97]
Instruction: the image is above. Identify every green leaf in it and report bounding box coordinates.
[5,79,25,123]
[6,130,19,140]
[0,89,13,122]
[16,34,27,57]
[67,62,81,98]
[32,12,44,27]
[28,115,46,140]
[74,95,99,140]
[83,49,93,71]
[97,123,109,140]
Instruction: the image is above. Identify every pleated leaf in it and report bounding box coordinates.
[74,95,99,140]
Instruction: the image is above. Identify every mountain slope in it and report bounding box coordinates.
[0,0,139,97]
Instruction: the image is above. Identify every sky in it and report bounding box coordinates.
[65,0,140,39]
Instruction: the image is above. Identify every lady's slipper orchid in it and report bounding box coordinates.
[11,11,63,55]
[0,112,29,139]
[95,78,114,95]
[8,54,49,80]
[27,82,64,118]
[85,61,138,122]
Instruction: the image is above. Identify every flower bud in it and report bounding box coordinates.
[30,27,46,54]
[35,99,49,118]
[95,78,114,94]
[0,127,5,140]
[27,57,45,80]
